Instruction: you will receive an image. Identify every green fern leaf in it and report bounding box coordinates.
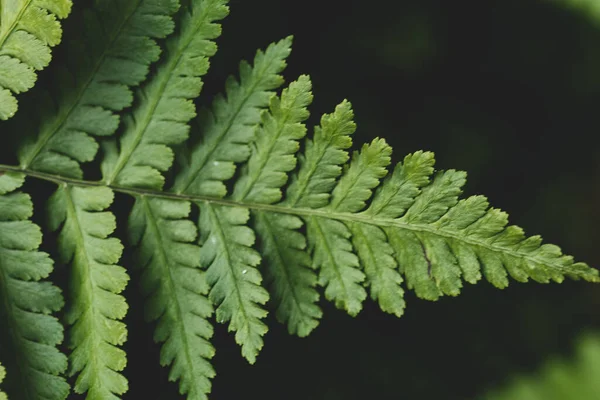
[103,0,229,189]
[218,83,597,319]
[0,3,598,398]
[129,197,215,399]
[232,75,313,203]
[0,172,69,399]
[0,0,72,119]
[253,211,321,336]
[199,203,266,364]
[47,186,128,399]
[285,99,356,208]
[0,362,6,400]
[15,0,180,178]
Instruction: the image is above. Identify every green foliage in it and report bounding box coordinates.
[129,197,214,399]
[0,362,6,400]
[0,0,598,399]
[102,0,229,189]
[0,0,72,120]
[0,173,69,399]
[561,0,600,22]
[483,334,600,400]
[15,0,179,178]
[48,186,128,398]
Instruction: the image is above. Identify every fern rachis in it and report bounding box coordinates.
[0,0,598,399]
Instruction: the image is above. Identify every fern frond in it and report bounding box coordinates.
[0,0,72,119]
[47,185,128,399]
[198,82,597,320]
[0,172,69,399]
[483,334,600,400]
[15,0,180,178]
[129,197,215,400]
[0,362,6,400]
[103,0,229,189]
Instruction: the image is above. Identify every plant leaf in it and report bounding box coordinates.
[0,173,69,400]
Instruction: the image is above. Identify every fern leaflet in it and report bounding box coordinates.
[47,186,128,398]
[129,197,214,400]
[14,0,179,178]
[0,0,72,119]
[103,0,229,189]
[0,172,69,399]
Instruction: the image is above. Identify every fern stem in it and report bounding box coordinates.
[0,163,597,281]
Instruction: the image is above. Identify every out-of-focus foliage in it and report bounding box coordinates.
[483,334,600,400]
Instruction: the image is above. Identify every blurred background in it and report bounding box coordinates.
[7,0,600,398]
[138,0,600,399]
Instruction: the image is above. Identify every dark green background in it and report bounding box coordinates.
[7,0,600,399]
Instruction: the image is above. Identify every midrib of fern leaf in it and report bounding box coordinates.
[0,0,72,119]
[103,0,229,189]
[0,172,69,400]
[14,0,179,178]
[130,197,214,400]
[0,362,6,400]
[47,185,128,399]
